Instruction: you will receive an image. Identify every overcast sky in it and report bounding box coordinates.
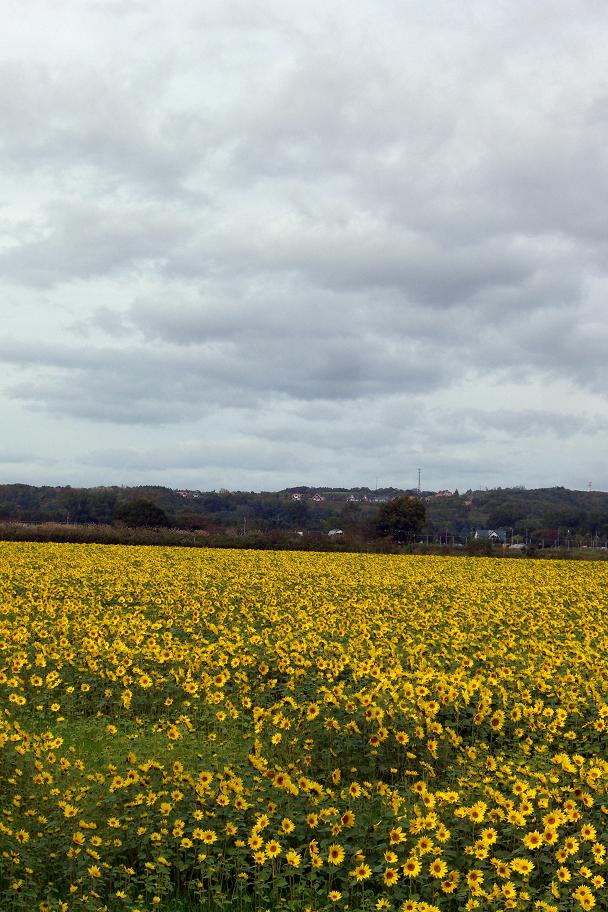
[2,0,608,492]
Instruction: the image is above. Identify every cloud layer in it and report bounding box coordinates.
[1,0,608,490]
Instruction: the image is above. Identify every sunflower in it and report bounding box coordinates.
[350,863,372,882]
[511,858,534,876]
[383,867,399,886]
[285,849,301,868]
[502,881,517,899]
[402,857,421,877]
[389,826,406,845]
[429,858,448,879]
[523,831,543,850]
[265,839,281,858]
[564,836,580,856]
[327,843,345,865]
[466,869,484,891]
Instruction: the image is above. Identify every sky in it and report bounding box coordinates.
[2,0,608,493]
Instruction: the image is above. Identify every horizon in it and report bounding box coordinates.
[1,479,605,497]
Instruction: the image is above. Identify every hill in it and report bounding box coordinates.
[0,482,607,547]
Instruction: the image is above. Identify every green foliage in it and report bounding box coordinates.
[114,498,170,528]
[465,536,494,556]
[3,482,608,549]
[374,495,426,541]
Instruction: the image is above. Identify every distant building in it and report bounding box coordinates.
[474,529,507,543]
[327,529,343,536]
[311,493,325,503]
[434,490,453,497]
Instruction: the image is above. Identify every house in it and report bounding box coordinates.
[291,492,303,501]
[311,493,325,503]
[328,529,343,536]
[434,490,453,498]
[474,529,507,543]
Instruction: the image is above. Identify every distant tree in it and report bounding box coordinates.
[544,507,586,531]
[201,494,233,514]
[486,502,525,530]
[88,489,118,524]
[114,498,170,528]
[340,501,364,534]
[174,511,209,531]
[587,511,608,538]
[0,500,16,521]
[59,488,118,525]
[285,499,310,526]
[375,496,426,542]
[60,490,94,524]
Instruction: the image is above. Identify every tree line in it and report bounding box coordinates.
[2,483,608,547]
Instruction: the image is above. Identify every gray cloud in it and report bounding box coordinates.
[1,0,608,489]
[430,408,605,445]
[0,450,56,466]
[84,437,308,474]
[1,323,452,425]
[0,200,193,287]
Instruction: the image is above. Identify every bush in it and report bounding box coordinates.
[113,498,170,528]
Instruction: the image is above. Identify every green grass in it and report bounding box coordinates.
[13,709,252,775]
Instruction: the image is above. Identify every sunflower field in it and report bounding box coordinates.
[0,542,607,912]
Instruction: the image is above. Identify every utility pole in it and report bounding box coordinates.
[417,468,421,497]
